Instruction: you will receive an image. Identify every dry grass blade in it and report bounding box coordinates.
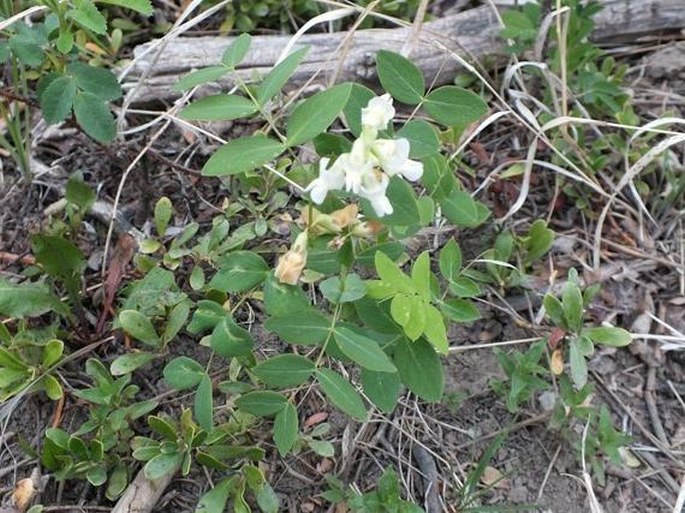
[276,7,358,65]
[0,5,47,30]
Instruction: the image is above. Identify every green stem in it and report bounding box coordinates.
[314,303,342,369]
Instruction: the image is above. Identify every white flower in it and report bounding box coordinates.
[343,138,374,195]
[361,94,395,132]
[307,157,345,204]
[372,138,423,181]
[360,171,393,217]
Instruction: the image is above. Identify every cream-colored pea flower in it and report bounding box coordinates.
[359,172,393,217]
[372,138,423,182]
[307,157,346,205]
[361,94,395,132]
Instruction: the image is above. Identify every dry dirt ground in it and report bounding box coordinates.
[1,34,684,513]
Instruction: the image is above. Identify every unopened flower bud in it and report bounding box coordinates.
[275,232,308,285]
[330,204,359,230]
[301,208,341,236]
[550,347,564,375]
[351,220,384,238]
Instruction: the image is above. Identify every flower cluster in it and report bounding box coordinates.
[306,94,423,217]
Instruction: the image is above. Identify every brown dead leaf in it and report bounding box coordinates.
[480,465,509,489]
[551,347,564,375]
[96,233,137,335]
[12,476,36,512]
[317,458,334,474]
[304,412,328,430]
[548,327,565,350]
[335,503,349,513]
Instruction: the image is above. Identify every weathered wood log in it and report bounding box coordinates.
[111,466,178,513]
[123,0,685,104]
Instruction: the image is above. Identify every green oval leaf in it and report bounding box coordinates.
[333,326,396,373]
[144,452,182,480]
[342,83,375,137]
[394,338,443,402]
[95,0,152,14]
[67,0,107,34]
[424,86,487,126]
[42,374,63,400]
[109,353,156,376]
[397,119,439,158]
[195,476,234,513]
[68,62,122,101]
[209,316,254,358]
[194,374,214,431]
[203,135,285,176]
[118,310,160,347]
[221,33,251,68]
[315,368,367,421]
[264,311,330,345]
[361,369,400,413]
[273,402,298,456]
[0,279,66,318]
[584,326,632,347]
[439,238,462,283]
[251,354,315,388]
[440,298,481,323]
[208,251,269,292]
[163,356,205,390]
[180,94,257,121]
[441,190,490,228]
[256,46,309,106]
[173,65,228,92]
[41,339,64,367]
[376,50,425,105]
[235,391,288,417]
[286,83,352,146]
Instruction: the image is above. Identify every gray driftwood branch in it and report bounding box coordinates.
[122,0,685,105]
